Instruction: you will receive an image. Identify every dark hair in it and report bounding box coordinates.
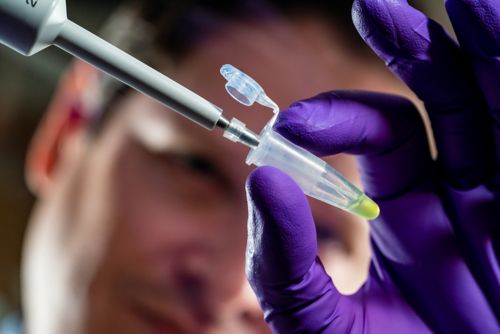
[89,0,364,133]
[129,0,362,62]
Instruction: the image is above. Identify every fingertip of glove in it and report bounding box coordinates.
[246,166,312,229]
[352,0,456,63]
[352,0,409,57]
[276,94,332,129]
[353,0,473,103]
[273,92,347,155]
[274,91,424,157]
[246,166,301,205]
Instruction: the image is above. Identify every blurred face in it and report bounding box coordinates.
[23,16,409,334]
[84,92,261,334]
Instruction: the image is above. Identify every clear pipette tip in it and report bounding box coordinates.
[220,64,379,220]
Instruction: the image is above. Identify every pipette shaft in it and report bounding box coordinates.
[0,0,260,144]
[55,20,223,130]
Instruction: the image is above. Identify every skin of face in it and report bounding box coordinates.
[22,15,414,334]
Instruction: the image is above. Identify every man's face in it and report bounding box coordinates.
[23,17,408,334]
[85,91,262,333]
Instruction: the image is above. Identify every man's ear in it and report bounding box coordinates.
[26,61,98,196]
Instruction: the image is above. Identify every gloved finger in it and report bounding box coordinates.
[445,0,500,266]
[275,90,432,199]
[369,180,499,333]
[274,91,500,331]
[355,243,433,333]
[352,0,495,189]
[353,0,500,318]
[245,166,352,333]
[442,0,500,270]
[442,184,500,317]
[445,0,500,177]
[246,167,499,333]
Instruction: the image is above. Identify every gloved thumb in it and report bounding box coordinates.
[245,166,349,333]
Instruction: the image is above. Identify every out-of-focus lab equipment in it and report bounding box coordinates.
[0,0,379,219]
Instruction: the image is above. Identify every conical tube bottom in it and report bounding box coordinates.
[347,194,380,220]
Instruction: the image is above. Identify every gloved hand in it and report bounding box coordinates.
[245,1,500,333]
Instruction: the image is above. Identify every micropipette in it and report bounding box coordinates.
[0,0,379,219]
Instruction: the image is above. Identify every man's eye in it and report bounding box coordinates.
[159,151,233,192]
[175,153,219,178]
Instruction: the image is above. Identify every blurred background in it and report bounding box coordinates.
[0,0,452,331]
[0,1,122,330]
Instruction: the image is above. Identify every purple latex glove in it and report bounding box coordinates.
[245,1,500,333]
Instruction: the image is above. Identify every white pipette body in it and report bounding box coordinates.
[0,0,225,130]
